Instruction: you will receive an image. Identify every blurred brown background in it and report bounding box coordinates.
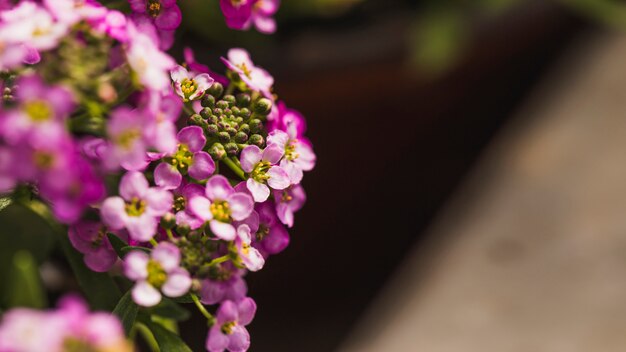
[184,0,626,350]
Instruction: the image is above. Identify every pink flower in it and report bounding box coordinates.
[221,48,273,98]
[266,129,315,185]
[125,21,175,90]
[188,175,254,241]
[154,126,215,189]
[239,144,290,202]
[101,171,173,242]
[68,221,127,272]
[104,107,153,171]
[206,298,256,352]
[170,65,214,102]
[273,185,306,228]
[235,223,265,271]
[129,0,182,31]
[0,2,68,51]
[124,242,192,307]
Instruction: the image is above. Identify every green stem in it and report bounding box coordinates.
[191,293,214,324]
[134,322,160,352]
[165,229,175,242]
[222,157,246,180]
[207,255,230,267]
[224,83,235,96]
[149,238,159,247]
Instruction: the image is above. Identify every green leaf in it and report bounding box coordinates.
[5,250,46,309]
[150,298,191,322]
[171,293,194,304]
[112,291,138,336]
[145,320,193,352]
[120,245,151,256]
[107,232,128,258]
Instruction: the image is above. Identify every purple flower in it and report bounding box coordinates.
[219,0,253,30]
[188,175,254,241]
[68,221,126,272]
[206,298,256,352]
[239,144,290,202]
[170,65,214,102]
[101,171,173,242]
[124,243,192,306]
[273,185,305,228]
[266,129,315,185]
[125,21,175,90]
[0,74,74,145]
[221,48,273,98]
[252,201,289,255]
[173,182,206,229]
[200,271,248,305]
[155,126,215,189]
[129,0,182,31]
[249,0,280,34]
[0,295,131,352]
[104,106,153,171]
[235,223,265,271]
[143,91,181,154]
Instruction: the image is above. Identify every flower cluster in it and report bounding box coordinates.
[0,0,311,351]
[0,295,132,352]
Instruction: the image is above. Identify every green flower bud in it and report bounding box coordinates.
[212,108,223,116]
[218,131,231,143]
[207,82,224,98]
[216,100,229,110]
[225,142,239,156]
[223,95,236,107]
[200,107,213,120]
[160,213,177,230]
[249,119,263,134]
[235,131,248,143]
[176,224,191,236]
[206,124,219,136]
[226,127,238,136]
[231,106,241,116]
[239,108,251,119]
[208,143,226,160]
[201,94,215,108]
[188,114,204,126]
[239,124,250,134]
[249,134,264,147]
[236,93,251,107]
[252,98,272,115]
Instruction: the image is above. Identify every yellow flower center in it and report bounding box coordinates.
[125,197,146,217]
[250,161,271,183]
[116,129,141,150]
[147,260,167,288]
[221,321,236,335]
[24,100,52,122]
[210,200,231,223]
[180,78,197,100]
[166,144,193,172]
[285,140,299,161]
[148,0,161,17]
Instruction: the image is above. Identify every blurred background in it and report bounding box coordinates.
[5,0,626,350]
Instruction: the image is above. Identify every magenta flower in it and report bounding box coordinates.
[143,91,181,155]
[206,298,257,352]
[104,106,153,171]
[188,175,254,241]
[221,48,274,98]
[129,0,182,31]
[200,272,248,305]
[240,144,290,202]
[155,126,215,189]
[124,243,192,307]
[249,0,280,34]
[68,221,126,272]
[125,21,176,90]
[235,223,265,271]
[267,129,315,185]
[219,0,253,30]
[170,65,214,102]
[173,182,206,230]
[273,185,306,228]
[0,2,69,51]
[253,201,289,255]
[0,74,74,145]
[101,171,173,242]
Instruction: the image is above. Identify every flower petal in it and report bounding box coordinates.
[227,193,254,221]
[188,196,213,221]
[162,268,192,297]
[228,325,250,352]
[170,65,189,83]
[119,171,149,200]
[246,179,270,203]
[144,188,174,216]
[177,126,206,153]
[206,175,234,200]
[100,197,127,230]
[124,251,149,280]
[237,297,257,326]
[210,220,236,241]
[152,242,180,271]
[189,151,215,181]
[154,162,182,190]
[239,145,262,173]
[125,214,157,242]
[261,144,284,164]
[132,281,162,307]
[206,326,229,352]
[267,166,290,190]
